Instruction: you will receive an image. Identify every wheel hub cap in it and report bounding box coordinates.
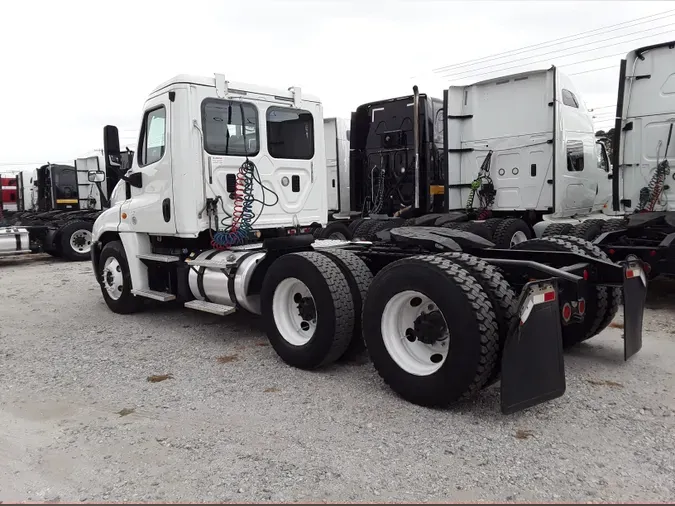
[412,310,448,345]
[381,290,450,376]
[510,230,528,247]
[272,278,317,346]
[102,257,124,300]
[70,229,93,254]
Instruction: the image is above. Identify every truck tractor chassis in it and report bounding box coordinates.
[91,227,647,415]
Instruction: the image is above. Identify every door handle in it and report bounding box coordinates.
[162,198,171,222]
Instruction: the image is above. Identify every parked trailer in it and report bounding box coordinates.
[91,74,647,414]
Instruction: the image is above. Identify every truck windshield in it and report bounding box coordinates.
[51,166,77,198]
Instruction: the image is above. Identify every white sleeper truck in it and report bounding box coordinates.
[91,73,648,415]
[537,40,675,278]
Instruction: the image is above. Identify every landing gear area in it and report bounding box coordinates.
[92,226,647,415]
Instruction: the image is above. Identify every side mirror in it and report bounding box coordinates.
[127,172,143,188]
[88,170,106,183]
[103,125,122,173]
[104,125,142,188]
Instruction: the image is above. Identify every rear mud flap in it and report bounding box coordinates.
[500,279,565,415]
[623,259,648,360]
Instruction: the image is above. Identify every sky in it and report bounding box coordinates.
[0,0,673,172]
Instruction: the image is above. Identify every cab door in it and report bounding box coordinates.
[555,86,597,216]
[120,93,176,234]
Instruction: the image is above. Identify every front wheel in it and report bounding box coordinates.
[98,240,143,314]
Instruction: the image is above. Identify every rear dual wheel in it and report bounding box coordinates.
[511,236,620,347]
[362,255,505,407]
[261,250,373,369]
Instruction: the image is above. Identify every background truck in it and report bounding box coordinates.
[534,40,675,279]
[328,66,610,251]
[91,73,647,415]
[0,152,125,260]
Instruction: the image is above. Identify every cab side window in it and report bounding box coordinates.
[567,140,584,172]
[562,89,579,109]
[596,143,609,172]
[139,106,166,166]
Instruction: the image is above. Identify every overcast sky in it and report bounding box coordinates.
[0,0,673,171]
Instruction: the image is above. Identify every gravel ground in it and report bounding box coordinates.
[1,254,674,503]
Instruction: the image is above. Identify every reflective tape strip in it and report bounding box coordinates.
[520,286,556,325]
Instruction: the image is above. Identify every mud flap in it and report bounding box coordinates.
[623,258,647,360]
[500,279,565,414]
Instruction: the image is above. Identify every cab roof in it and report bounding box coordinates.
[149,74,321,103]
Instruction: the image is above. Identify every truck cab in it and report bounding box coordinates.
[613,40,675,213]
[95,74,327,244]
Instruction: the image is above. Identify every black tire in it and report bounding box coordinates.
[601,219,627,233]
[440,252,518,383]
[402,217,418,226]
[541,222,574,237]
[260,252,354,369]
[362,255,499,407]
[367,218,404,240]
[492,218,532,248]
[320,249,374,360]
[482,218,503,236]
[58,220,94,261]
[512,236,608,347]
[456,221,493,240]
[348,218,366,235]
[98,240,144,314]
[44,247,62,258]
[554,235,621,337]
[570,220,604,241]
[314,221,352,240]
[353,219,379,239]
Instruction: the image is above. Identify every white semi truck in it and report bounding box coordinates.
[534,40,675,278]
[344,66,613,250]
[91,73,647,415]
[0,153,125,260]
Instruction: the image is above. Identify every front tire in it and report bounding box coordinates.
[98,240,143,314]
[362,255,499,407]
[260,252,354,369]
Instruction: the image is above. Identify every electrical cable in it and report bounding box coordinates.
[438,22,675,79]
[208,101,279,249]
[439,27,675,80]
[432,9,675,73]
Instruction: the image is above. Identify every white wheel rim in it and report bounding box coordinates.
[70,229,93,254]
[510,231,528,247]
[381,290,449,376]
[328,232,347,240]
[103,257,124,300]
[272,278,317,346]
